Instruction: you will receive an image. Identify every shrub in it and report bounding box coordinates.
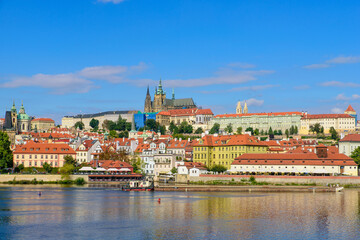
[74,178,86,185]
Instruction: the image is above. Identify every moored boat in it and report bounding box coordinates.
[122,179,154,191]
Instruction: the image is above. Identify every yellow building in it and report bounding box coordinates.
[193,134,268,169]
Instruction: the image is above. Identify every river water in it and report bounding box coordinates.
[0,185,359,240]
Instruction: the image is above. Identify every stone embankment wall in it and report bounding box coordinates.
[0,174,89,182]
[182,174,360,185]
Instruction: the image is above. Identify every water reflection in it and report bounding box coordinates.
[0,186,360,239]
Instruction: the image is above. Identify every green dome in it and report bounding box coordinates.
[18,113,30,120]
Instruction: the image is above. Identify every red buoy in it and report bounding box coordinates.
[158,198,161,203]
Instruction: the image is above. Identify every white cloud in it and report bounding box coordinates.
[336,94,350,101]
[352,94,360,99]
[321,81,360,88]
[1,63,147,94]
[294,85,310,90]
[331,107,343,114]
[227,62,256,69]
[163,69,274,88]
[303,63,330,69]
[97,0,125,4]
[335,93,360,101]
[326,56,360,64]
[304,55,360,69]
[244,98,264,106]
[1,62,273,94]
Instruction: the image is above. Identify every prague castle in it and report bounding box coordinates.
[144,79,196,113]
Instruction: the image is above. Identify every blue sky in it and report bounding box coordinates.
[1,0,360,124]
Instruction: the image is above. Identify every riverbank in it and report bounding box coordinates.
[155,185,340,192]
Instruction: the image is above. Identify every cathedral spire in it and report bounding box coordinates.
[11,100,16,113]
[172,88,175,100]
[243,101,248,114]
[146,85,150,95]
[158,78,163,94]
[236,101,242,114]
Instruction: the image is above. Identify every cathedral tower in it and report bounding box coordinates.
[236,101,242,114]
[144,86,152,112]
[11,101,18,131]
[243,101,248,114]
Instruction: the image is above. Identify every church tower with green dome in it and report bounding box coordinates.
[17,101,31,133]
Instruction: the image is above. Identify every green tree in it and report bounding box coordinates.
[89,118,99,130]
[274,130,278,135]
[171,167,178,174]
[236,127,243,135]
[178,121,193,134]
[278,130,283,135]
[102,120,116,131]
[268,127,273,135]
[43,162,53,173]
[195,127,204,134]
[209,123,220,134]
[254,128,260,135]
[74,121,85,130]
[169,121,177,133]
[350,147,360,166]
[313,123,321,134]
[109,130,118,139]
[60,164,75,179]
[260,129,264,135]
[329,127,338,140]
[64,155,77,167]
[245,127,254,135]
[290,126,295,135]
[210,164,227,173]
[0,132,13,169]
[145,119,157,131]
[159,125,166,135]
[118,130,129,138]
[224,124,233,134]
[285,129,289,138]
[294,126,298,134]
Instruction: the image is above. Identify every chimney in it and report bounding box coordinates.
[316,145,328,158]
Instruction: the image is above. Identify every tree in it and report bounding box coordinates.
[195,127,204,134]
[102,120,116,131]
[64,155,77,167]
[285,129,289,138]
[169,121,177,133]
[90,118,99,130]
[60,164,75,179]
[290,126,295,135]
[236,127,243,135]
[329,127,338,140]
[245,127,254,135]
[43,162,53,173]
[178,121,193,134]
[99,149,129,162]
[350,147,360,166]
[268,127,273,135]
[260,129,264,135]
[171,167,177,174]
[145,119,157,131]
[210,164,227,173]
[274,130,278,135]
[109,130,118,139]
[278,130,283,135]
[159,125,166,135]
[254,128,260,136]
[0,132,13,169]
[224,124,233,134]
[313,123,321,134]
[294,126,298,134]
[74,121,85,130]
[209,123,220,134]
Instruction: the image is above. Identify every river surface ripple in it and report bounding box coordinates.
[0,185,360,240]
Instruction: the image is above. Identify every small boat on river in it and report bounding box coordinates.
[122,179,154,192]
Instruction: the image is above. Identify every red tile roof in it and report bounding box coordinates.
[345,105,355,112]
[13,141,76,154]
[167,139,188,149]
[31,118,55,122]
[340,134,360,142]
[183,162,207,170]
[215,112,302,118]
[302,114,354,119]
